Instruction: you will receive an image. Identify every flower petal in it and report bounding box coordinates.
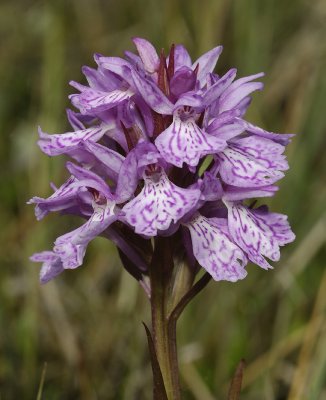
[69,85,134,114]
[174,92,203,109]
[199,172,223,201]
[219,73,264,113]
[217,136,287,187]
[114,141,165,203]
[224,202,295,269]
[122,169,201,236]
[30,251,64,284]
[184,214,247,282]
[236,118,295,145]
[54,201,117,269]
[66,162,113,199]
[37,124,109,156]
[82,140,124,181]
[28,176,84,220]
[131,70,174,114]
[132,37,159,74]
[230,136,289,171]
[170,66,197,98]
[203,68,237,105]
[223,185,278,201]
[66,109,86,131]
[192,46,223,85]
[207,119,245,141]
[96,56,135,85]
[155,116,226,167]
[82,66,121,91]
[174,44,192,69]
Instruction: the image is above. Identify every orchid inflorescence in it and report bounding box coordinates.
[29,38,295,288]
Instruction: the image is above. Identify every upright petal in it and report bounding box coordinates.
[219,73,264,113]
[224,202,295,269]
[122,169,201,236]
[174,44,192,69]
[132,37,159,74]
[131,70,174,114]
[155,116,226,167]
[203,68,237,106]
[192,46,223,85]
[170,66,197,98]
[184,214,247,282]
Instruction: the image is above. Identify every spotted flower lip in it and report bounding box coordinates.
[121,165,201,236]
[184,214,248,282]
[30,37,295,283]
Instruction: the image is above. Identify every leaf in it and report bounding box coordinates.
[143,323,168,400]
[168,272,212,323]
[36,362,47,400]
[228,359,246,400]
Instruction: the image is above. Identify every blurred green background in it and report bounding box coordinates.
[0,0,325,399]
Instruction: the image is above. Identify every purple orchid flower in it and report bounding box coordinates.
[30,38,295,284]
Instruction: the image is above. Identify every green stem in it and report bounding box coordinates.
[150,237,179,400]
[149,237,212,400]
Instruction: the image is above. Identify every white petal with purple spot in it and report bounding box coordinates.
[184,214,247,282]
[230,136,289,171]
[155,116,226,167]
[224,202,295,269]
[122,169,201,236]
[217,140,285,187]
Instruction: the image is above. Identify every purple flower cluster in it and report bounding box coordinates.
[30,38,295,284]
